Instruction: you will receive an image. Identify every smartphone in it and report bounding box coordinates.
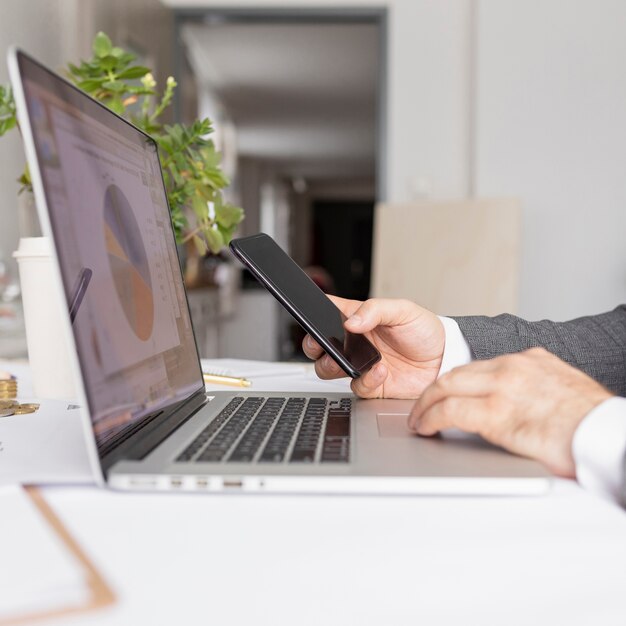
[229,233,381,378]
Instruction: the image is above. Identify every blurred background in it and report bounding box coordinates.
[1,0,626,362]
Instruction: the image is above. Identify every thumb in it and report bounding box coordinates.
[345,299,421,334]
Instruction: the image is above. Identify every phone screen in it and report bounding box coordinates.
[230,234,381,377]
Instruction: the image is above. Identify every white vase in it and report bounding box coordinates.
[13,237,78,400]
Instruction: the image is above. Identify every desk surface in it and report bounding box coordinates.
[4,360,626,625]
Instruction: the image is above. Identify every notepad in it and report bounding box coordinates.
[0,486,114,624]
[0,485,88,621]
[200,358,307,379]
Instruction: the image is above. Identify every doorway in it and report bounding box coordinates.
[174,8,387,359]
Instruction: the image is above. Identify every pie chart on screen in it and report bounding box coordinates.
[103,184,154,341]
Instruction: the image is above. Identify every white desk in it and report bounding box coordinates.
[4,361,626,625]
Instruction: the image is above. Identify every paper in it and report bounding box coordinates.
[201,358,307,379]
[0,399,93,486]
[0,486,90,621]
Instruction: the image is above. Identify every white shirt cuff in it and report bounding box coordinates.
[572,396,626,500]
[437,316,473,377]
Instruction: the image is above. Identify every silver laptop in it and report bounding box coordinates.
[9,49,550,495]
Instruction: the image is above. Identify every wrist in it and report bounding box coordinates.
[558,390,614,478]
[437,316,473,377]
[572,396,626,500]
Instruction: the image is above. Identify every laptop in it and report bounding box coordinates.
[8,49,551,495]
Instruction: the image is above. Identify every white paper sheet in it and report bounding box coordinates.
[0,399,93,485]
[0,485,90,620]
[200,358,308,379]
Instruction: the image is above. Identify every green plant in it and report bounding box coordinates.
[0,32,243,254]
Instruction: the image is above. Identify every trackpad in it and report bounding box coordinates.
[376,413,414,438]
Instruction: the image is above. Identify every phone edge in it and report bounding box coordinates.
[229,239,364,378]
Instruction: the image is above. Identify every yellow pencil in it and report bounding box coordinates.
[203,373,252,388]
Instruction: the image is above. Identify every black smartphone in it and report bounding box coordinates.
[229,233,381,378]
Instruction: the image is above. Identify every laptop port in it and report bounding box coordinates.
[223,479,243,489]
[196,477,210,489]
[170,477,184,488]
[129,477,158,488]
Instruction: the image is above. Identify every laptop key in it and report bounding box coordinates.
[178,396,353,465]
[321,399,352,463]
[288,398,327,463]
[228,398,286,462]
[176,397,244,462]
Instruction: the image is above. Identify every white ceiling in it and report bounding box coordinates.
[181,22,379,179]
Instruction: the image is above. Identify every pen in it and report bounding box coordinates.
[203,373,252,388]
[69,267,92,324]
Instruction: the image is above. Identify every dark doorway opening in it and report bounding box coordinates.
[312,200,374,301]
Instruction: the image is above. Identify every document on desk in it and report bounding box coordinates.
[0,399,93,485]
[201,358,308,379]
[0,485,90,623]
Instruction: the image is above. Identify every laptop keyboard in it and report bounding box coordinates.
[176,396,352,464]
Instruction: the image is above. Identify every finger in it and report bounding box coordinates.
[326,294,364,318]
[350,361,388,398]
[302,334,324,360]
[314,353,346,380]
[408,368,496,430]
[412,396,488,436]
[343,298,421,333]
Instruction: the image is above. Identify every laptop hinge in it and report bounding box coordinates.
[99,389,209,474]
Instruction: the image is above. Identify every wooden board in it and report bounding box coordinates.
[370,198,521,316]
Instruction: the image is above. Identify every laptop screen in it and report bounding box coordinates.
[16,53,204,452]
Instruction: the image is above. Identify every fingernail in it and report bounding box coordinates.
[322,354,336,370]
[348,315,363,327]
[305,335,315,349]
[408,417,420,432]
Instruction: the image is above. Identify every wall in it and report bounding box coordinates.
[475,0,626,320]
[172,0,626,322]
[0,0,172,274]
[163,0,474,203]
[7,0,624,323]
[386,0,472,201]
[0,0,81,272]
[3,0,474,302]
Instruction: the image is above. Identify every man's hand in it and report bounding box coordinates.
[408,347,614,477]
[302,296,445,399]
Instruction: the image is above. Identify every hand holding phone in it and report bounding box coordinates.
[229,233,381,378]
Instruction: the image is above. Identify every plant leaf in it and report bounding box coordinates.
[191,235,205,256]
[117,52,136,66]
[117,66,151,80]
[77,78,106,92]
[191,194,209,221]
[205,227,224,255]
[216,203,244,229]
[216,221,238,244]
[5,30,245,254]
[99,55,120,72]
[93,32,113,58]
[0,118,16,135]
[105,95,125,115]
[67,62,84,77]
[102,80,126,93]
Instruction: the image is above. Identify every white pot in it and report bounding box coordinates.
[13,237,77,400]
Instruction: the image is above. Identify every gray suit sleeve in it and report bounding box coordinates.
[452,305,626,396]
